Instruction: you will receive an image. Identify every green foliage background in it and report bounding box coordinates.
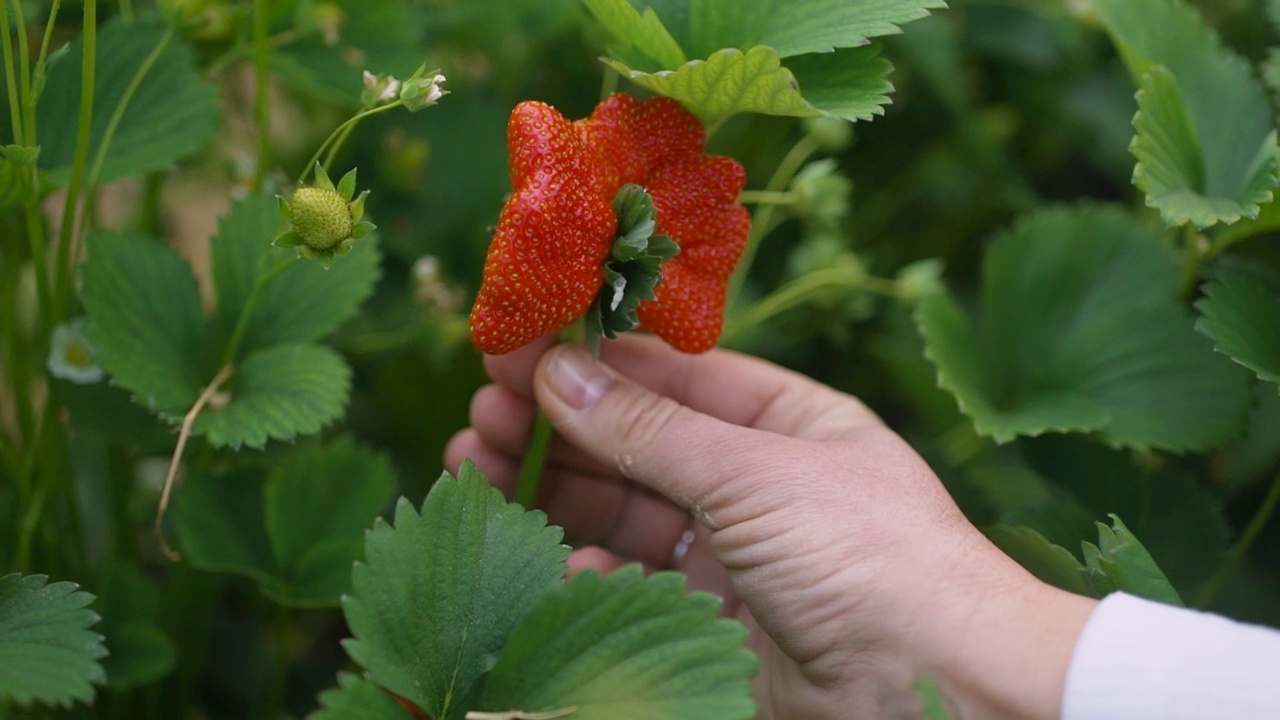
[4,0,1280,717]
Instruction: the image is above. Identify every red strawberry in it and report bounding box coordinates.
[469,101,616,355]
[639,155,750,353]
[469,94,750,355]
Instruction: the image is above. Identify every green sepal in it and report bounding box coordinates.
[351,190,369,223]
[351,221,376,240]
[273,230,302,248]
[586,185,680,354]
[314,162,335,193]
[337,167,358,202]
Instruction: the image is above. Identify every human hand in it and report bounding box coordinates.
[445,334,1096,719]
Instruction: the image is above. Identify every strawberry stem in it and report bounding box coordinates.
[515,410,554,509]
[516,322,589,508]
[726,134,821,309]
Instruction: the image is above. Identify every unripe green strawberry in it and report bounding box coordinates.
[275,164,375,269]
[289,186,354,251]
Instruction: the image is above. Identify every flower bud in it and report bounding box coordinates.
[399,66,447,112]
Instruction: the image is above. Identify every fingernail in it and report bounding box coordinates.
[544,346,610,410]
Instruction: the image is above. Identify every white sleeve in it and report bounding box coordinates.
[1062,591,1280,720]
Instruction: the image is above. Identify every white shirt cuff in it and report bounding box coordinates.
[1062,592,1280,720]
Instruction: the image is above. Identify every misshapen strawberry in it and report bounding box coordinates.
[469,94,750,355]
[469,102,616,354]
[639,155,750,353]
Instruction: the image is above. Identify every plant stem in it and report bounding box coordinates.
[516,412,554,509]
[155,363,236,560]
[515,324,588,508]
[299,101,402,185]
[0,0,24,142]
[598,65,618,100]
[10,0,30,125]
[726,134,820,309]
[18,1,62,331]
[252,0,270,191]
[54,0,96,320]
[85,26,173,189]
[119,0,133,24]
[722,266,901,341]
[33,0,61,91]
[205,29,299,79]
[1196,472,1280,609]
[322,120,356,170]
[737,190,796,206]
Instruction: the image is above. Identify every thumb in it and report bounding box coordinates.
[533,344,788,523]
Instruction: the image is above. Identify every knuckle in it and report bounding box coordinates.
[613,392,683,461]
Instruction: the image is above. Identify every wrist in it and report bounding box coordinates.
[911,539,1098,720]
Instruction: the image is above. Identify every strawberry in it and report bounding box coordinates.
[639,154,750,353]
[469,101,616,354]
[469,94,750,355]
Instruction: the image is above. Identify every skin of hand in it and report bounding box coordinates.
[445,334,1098,720]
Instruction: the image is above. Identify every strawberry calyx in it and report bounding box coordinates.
[585,184,679,355]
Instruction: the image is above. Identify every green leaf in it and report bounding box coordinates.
[175,468,277,585]
[988,514,1183,606]
[615,0,946,61]
[916,205,1252,450]
[985,525,1091,596]
[479,565,756,720]
[582,0,686,71]
[212,193,381,358]
[81,231,207,416]
[343,461,570,720]
[969,466,1095,550]
[1022,435,1232,595]
[37,20,219,185]
[1196,266,1280,389]
[176,439,395,606]
[96,563,175,691]
[192,343,351,449]
[0,574,106,708]
[1094,0,1278,228]
[271,0,425,105]
[310,672,413,720]
[264,438,396,605]
[1082,515,1184,607]
[784,48,895,122]
[605,44,893,123]
[0,145,38,209]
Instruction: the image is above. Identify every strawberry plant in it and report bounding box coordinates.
[3,0,1280,718]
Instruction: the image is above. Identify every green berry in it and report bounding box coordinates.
[289,186,354,251]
